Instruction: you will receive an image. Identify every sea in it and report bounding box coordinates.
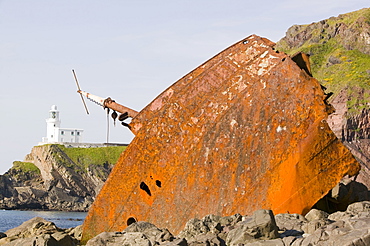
[0,210,87,232]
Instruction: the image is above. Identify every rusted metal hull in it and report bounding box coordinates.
[81,35,359,243]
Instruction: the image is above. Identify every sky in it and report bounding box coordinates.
[0,0,368,174]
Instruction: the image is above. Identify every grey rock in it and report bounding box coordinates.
[85,232,123,246]
[301,219,332,235]
[226,210,279,246]
[290,237,304,246]
[86,222,174,246]
[0,234,59,246]
[160,238,188,246]
[188,232,224,246]
[275,213,307,234]
[218,214,242,228]
[4,217,59,239]
[51,231,76,246]
[66,225,83,241]
[0,217,79,246]
[302,226,370,246]
[304,209,329,222]
[344,217,370,230]
[300,229,330,246]
[178,218,210,241]
[226,228,256,246]
[86,231,151,246]
[328,55,342,65]
[218,213,243,241]
[296,205,370,246]
[328,201,370,221]
[201,214,222,234]
[282,236,297,246]
[328,210,349,221]
[244,238,285,246]
[124,221,174,244]
[346,200,370,216]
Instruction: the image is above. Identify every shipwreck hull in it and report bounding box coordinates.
[81,35,359,242]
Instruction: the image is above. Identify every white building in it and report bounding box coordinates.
[41,105,84,144]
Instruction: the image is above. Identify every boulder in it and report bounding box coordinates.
[160,238,188,246]
[65,225,83,241]
[85,231,151,246]
[295,202,370,246]
[123,221,174,244]
[274,213,307,236]
[51,231,76,246]
[226,210,279,246]
[329,200,370,221]
[187,233,224,246]
[85,222,175,246]
[0,234,59,246]
[0,217,77,246]
[3,217,59,239]
[178,218,211,241]
[304,208,329,221]
[301,219,332,235]
[243,238,285,246]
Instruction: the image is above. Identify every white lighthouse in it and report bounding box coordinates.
[41,105,83,144]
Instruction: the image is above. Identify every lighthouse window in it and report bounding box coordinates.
[61,131,64,135]
[77,132,80,136]
[71,132,74,135]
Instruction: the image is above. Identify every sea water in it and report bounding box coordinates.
[0,210,87,232]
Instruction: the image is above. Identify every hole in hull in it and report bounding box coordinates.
[156,180,162,187]
[140,182,152,196]
[127,217,137,226]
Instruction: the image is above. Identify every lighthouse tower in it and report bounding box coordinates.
[45,105,61,143]
[41,105,83,144]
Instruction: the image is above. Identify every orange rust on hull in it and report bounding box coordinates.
[81,35,359,243]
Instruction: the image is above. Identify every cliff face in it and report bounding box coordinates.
[327,89,370,188]
[276,8,370,188]
[278,9,370,55]
[0,144,125,211]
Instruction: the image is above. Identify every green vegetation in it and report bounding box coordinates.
[326,8,370,26]
[40,144,126,174]
[276,8,370,116]
[59,145,126,168]
[12,161,40,174]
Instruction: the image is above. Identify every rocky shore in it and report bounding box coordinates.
[0,201,369,245]
[0,144,125,211]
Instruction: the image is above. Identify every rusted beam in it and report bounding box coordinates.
[78,90,139,119]
[81,35,360,243]
[103,97,139,119]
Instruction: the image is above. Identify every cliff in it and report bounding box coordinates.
[276,8,370,188]
[0,144,126,211]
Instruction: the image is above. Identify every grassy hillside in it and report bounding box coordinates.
[11,161,41,174]
[46,144,126,173]
[276,8,370,115]
[59,145,126,168]
[11,144,126,175]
